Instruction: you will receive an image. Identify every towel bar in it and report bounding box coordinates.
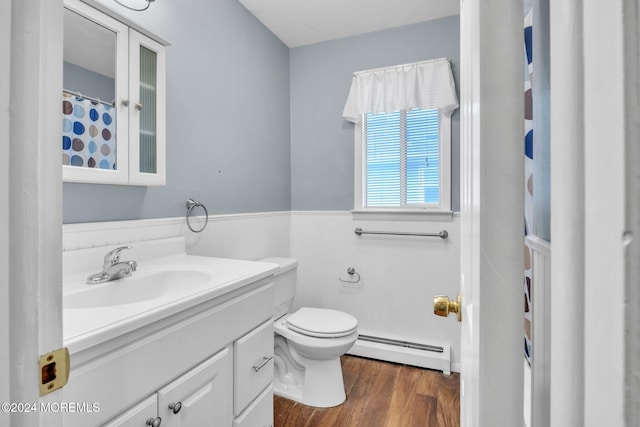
[354,227,448,239]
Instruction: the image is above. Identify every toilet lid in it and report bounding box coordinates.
[286,307,358,338]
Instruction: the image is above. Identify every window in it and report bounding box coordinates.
[356,108,451,213]
[342,58,457,217]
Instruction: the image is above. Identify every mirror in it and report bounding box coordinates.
[62,8,118,170]
[62,0,167,186]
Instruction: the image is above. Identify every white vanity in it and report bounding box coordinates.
[62,237,277,427]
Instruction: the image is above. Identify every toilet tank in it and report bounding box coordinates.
[259,257,298,320]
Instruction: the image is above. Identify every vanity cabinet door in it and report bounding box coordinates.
[157,347,233,427]
[128,29,166,186]
[100,395,158,427]
[233,320,274,415]
[232,385,273,427]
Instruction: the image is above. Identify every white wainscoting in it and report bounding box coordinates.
[62,211,461,370]
[63,212,291,261]
[183,211,290,260]
[525,235,551,427]
[290,211,462,371]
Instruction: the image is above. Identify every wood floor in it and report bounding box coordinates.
[273,355,460,427]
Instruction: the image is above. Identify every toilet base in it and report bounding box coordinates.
[273,355,346,408]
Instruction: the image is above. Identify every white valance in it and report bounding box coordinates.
[342,58,459,123]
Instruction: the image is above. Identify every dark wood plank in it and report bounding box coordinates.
[435,373,460,427]
[390,393,438,427]
[273,356,460,427]
[307,357,386,427]
[384,364,421,426]
[274,396,316,427]
[341,353,368,395]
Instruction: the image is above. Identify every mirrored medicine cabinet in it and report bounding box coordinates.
[63,0,168,185]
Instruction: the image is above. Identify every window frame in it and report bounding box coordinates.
[353,109,452,220]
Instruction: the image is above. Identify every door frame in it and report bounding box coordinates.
[548,0,639,425]
[2,0,64,426]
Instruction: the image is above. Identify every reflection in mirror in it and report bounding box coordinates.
[62,8,117,170]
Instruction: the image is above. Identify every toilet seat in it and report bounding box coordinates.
[286,307,358,338]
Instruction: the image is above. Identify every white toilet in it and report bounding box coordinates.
[260,257,358,408]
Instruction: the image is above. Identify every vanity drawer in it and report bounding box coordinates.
[234,319,274,415]
[233,385,273,427]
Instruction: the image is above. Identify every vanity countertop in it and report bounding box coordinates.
[63,239,278,354]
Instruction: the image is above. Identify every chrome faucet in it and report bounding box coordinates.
[86,246,138,284]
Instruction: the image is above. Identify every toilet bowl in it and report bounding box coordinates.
[259,257,358,408]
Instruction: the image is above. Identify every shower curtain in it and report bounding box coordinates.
[62,93,116,170]
[524,6,534,365]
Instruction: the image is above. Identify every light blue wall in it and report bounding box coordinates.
[289,17,461,211]
[63,0,291,223]
[63,62,114,101]
[63,3,461,222]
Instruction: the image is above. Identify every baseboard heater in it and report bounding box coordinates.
[348,334,451,375]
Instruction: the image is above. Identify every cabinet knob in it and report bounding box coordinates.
[121,98,130,107]
[135,102,143,111]
[145,417,161,427]
[168,401,182,414]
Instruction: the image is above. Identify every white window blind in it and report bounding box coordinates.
[363,108,441,208]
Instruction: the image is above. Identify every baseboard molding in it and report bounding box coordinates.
[347,337,452,375]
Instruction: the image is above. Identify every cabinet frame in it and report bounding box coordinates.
[62,0,167,186]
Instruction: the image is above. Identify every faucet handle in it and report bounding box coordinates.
[104,246,131,266]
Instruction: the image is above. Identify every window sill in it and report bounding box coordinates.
[351,209,454,222]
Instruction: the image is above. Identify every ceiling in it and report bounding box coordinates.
[237,0,460,48]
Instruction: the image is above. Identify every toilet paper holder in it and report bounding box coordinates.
[338,267,361,284]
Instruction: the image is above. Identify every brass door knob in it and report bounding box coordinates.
[433,294,461,322]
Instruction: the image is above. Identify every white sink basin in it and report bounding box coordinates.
[64,267,213,309]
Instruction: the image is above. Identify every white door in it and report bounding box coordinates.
[458,0,525,426]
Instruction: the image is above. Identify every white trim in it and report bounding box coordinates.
[525,235,550,257]
[7,0,64,424]
[63,211,292,250]
[0,1,10,423]
[439,111,452,212]
[78,0,171,46]
[525,236,551,427]
[289,209,454,222]
[348,339,451,375]
[621,0,640,421]
[583,0,626,424]
[549,0,586,425]
[351,210,454,222]
[64,211,291,232]
[290,210,351,217]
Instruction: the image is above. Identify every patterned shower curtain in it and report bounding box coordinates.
[62,92,116,170]
[524,6,534,365]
